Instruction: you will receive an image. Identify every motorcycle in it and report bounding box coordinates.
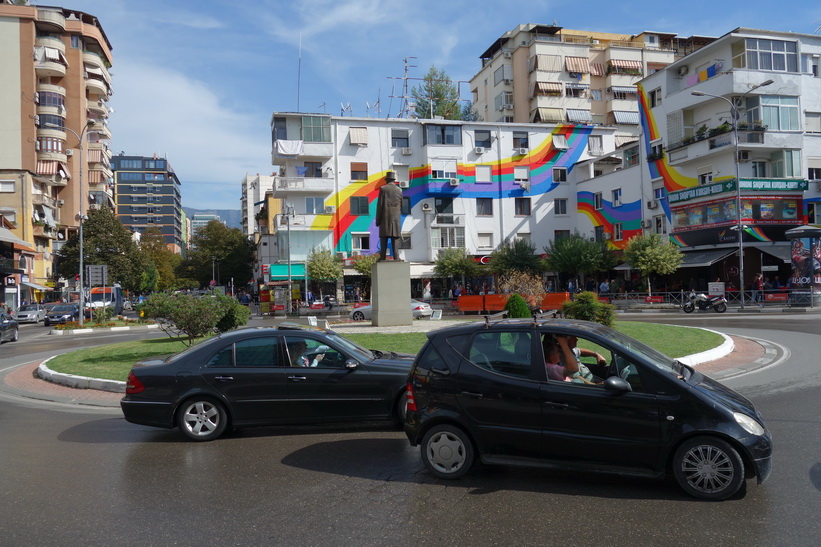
[682,290,727,313]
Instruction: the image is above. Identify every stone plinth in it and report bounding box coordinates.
[372,260,412,326]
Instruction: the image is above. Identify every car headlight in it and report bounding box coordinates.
[734,412,765,436]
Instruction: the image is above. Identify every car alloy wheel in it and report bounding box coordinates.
[421,424,474,479]
[352,311,365,321]
[176,397,228,442]
[673,436,744,500]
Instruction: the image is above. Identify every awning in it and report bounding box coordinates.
[752,244,791,263]
[41,207,57,228]
[609,86,638,94]
[87,170,106,184]
[409,264,436,279]
[565,83,590,90]
[36,160,58,175]
[268,263,306,280]
[678,249,736,268]
[613,111,640,125]
[615,135,640,148]
[614,263,633,271]
[533,54,562,72]
[609,59,643,70]
[349,127,368,145]
[87,149,102,163]
[567,109,593,123]
[20,281,52,291]
[0,227,34,249]
[590,63,606,76]
[534,81,563,94]
[565,56,591,73]
[535,107,564,123]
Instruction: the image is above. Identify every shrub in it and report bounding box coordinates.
[504,293,532,318]
[561,291,615,327]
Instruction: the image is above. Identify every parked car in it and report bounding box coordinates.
[0,311,19,343]
[349,299,433,321]
[121,323,415,441]
[44,304,80,326]
[404,317,773,500]
[16,304,46,324]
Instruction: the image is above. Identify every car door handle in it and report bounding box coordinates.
[288,375,307,381]
[543,401,570,409]
[213,376,234,381]
[460,391,483,399]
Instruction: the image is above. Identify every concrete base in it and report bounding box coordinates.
[372,260,412,326]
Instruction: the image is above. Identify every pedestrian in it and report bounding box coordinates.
[354,287,361,302]
[598,279,609,296]
[752,273,764,306]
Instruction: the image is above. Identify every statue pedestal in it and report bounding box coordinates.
[372,261,412,326]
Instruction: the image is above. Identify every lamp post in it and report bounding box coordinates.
[692,80,773,309]
[284,203,294,315]
[47,119,95,325]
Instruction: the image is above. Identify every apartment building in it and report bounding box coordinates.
[241,173,276,237]
[112,154,183,254]
[0,1,113,307]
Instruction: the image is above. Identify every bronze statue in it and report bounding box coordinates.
[375,171,403,260]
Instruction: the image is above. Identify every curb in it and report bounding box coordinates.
[675,327,733,366]
[48,324,159,335]
[36,356,126,393]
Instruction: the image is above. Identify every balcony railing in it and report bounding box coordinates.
[432,213,466,225]
[274,176,334,194]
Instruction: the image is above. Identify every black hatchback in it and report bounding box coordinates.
[121,324,414,441]
[404,318,772,500]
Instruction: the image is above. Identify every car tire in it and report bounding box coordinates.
[395,391,409,425]
[421,424,474,480]
[673,436,745,500]
[44,319,50,326]
[352,311,365,321]
[176,397,228,442]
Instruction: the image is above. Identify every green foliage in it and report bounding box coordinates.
[498,271,544,307]
[177,220,254,289]
[411,66,462,120]
[623,234,683,293]
[140,226,180,290]
[544,232,614,278]
[490,238,544,277]
[350,253,380,277]
[141,291,250,346]
[504,293,532,318]
[434,247,479,279]
[561,291,615,327]
[92,306,114,324]
[306,248,343,281]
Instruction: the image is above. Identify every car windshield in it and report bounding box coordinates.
[324,332,374,361]
[20,305,39,311]
[598,327,681,375]
[51,305,74,312]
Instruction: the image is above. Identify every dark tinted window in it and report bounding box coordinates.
[415,344,449,373]
[468,331,532,379]
[235,337,278,367]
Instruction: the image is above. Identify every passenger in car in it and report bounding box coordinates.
[566,335,609,381]
[542,335,578,381]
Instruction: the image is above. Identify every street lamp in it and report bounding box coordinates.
[692,79,773,309]
[47,119,95,325]
[284,202,294,315]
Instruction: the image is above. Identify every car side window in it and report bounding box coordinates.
[285,336,344,368]
[612,352,645,392]
[234,337,279,367]
[468,331,532,379]
[541,331,613,387]
[416,344,450,373]
[207,344,235,367]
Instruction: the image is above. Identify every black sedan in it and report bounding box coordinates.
[121,324,414,441]
[44,304,80,326]
[0,311,19,343]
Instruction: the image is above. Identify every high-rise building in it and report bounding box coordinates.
[0,1,113,307]
[112,154,183,254]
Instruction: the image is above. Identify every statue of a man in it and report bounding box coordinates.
[375,171,403,260]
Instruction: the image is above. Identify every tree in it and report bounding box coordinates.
[433,247,478,282]
[460,102,482,122]
[490,238,544,277]
[350,254,379,277]
[139,227,180,291]
[411,66,462,120]
[622,233,684,295]
[544,232,614,288]
[178,220,253,289]
[497,271,544,307]
[306,248,343,281]
[141,292,250,346]
[55,207,144,291]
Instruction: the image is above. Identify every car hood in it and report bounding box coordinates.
[692,374,757,415]
[371,353,415,368]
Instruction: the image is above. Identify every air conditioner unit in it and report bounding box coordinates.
[647,199,658,209]
[34,115,40,127]
[503,51,512,59]
[503,78,513,85]
[603,233,612,240]
[34,141,40,151]
[399,180,409,189]
[401,147,412,155]
[56,199,64,206]
[324,205,336,214]
[516,147,529,155]
[641,219,652,228]
[738,150,750,162]
[474,146,485,154]
[350,250,361,257]
[502,104,514,110]
[336,251,347,260]
[421,202,432,211]
[34,92,40,104]
[677,65,689,76]
[65,149,73,156]
[448,178,460,187]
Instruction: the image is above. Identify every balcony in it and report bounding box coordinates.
[85,76,109,98]
[31,194,59,208]
[35,59,66,79]
[273,176,334,195]
[274,213,334,229]
[33,223,59,240]
[37,149,68,164]
[89,121,111,140]
[272,139,334,160]
[0,258,25,273]
[432,213,466,226]
[35,36,66,54]
[86,99,110,119]
[37,9,66,30]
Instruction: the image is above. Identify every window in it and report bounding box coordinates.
[554,198,568,215]
[38,114,63,129]
[515,233,531,243]
[494,92,514,111]
[514,166,529,184]
[119,159,142,169]
[594,225,605,242]
[349,127,368,145]
[741,38,798,72]
[594,192,603,210]
[434,197,454,214]
[468,331,533,378]
[614,223,623,241]
[273,117,287,140]
[391,129,409,147]
[302,162,322,178]
[554,230,570,240]
[752,161,767,177]
[553,167,567,182]
[398,232,412,249]
[649,88,662,108]
[654,215,667,234]
[70,35,80,49]
[431,226,465,248]
[477,233,493,249]
[431,169,457,179]
[401,197,411,215]
[590,89,603,102]
[653,187,666,201]
[38,91,64,109]
[513,131,529,148]
[476,198,493,216]
[809,167,821,180]
[351,162,368,181]
[588,135,603,155]
[807,113,821,133]
[305,197,324,214]
[37,137,64,153]
[425,124,462,145]
[612,189,622,207]
[0,180,15,193]
[350,196,369,215]
[475,164,493,183]
[494,65,512,85]
[698,171,713,185]
[352,233,370,250]
[474,130,492,148]
[771,150,801,177]
[761,96,799,131]
[624,146,640,167]
[514,198,531,216]
[302,115,330,142]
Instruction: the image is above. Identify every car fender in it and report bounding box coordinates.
[406,405,480,447]
[171,386,236,428]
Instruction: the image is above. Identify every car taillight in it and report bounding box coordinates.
[125,371,145,394]
[406,381,417,412]
[413,305,423,310]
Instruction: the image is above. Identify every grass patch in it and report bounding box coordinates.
[45,321,725,382]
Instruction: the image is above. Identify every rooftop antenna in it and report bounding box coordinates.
[387,56,417,118]
[340,102,352,116]
[318,102,326,113]
[365,92,382,117]
[296,33,302,112]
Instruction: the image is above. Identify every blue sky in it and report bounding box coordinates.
[51,0,821,210]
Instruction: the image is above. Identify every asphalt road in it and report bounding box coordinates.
[0,313,819,546]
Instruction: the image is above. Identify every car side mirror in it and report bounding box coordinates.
[345,359,359,370]
[604,376,632,393]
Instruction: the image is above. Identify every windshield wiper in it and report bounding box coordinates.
[371,349,384,359]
